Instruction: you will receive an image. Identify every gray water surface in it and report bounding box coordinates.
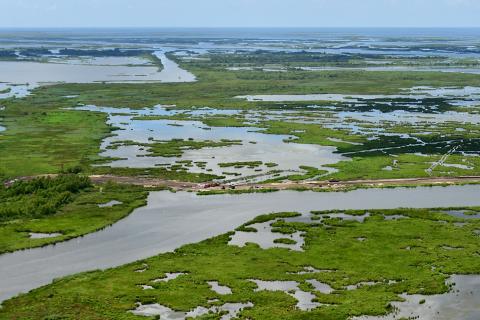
[353,275,480,320]
[1,185,480,303]
[74,104,345,179]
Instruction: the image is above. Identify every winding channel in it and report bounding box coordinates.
[1,185,480,303]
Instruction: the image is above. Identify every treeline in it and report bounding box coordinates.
[19,48,52,57]
[1,48,152,58]
[57,48,152,57]
[0,175,91,222]
[0,50,17,58]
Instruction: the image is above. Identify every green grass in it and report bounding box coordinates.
[325,153,480,181]
[287,166,329,181]
[0,96,112,178]
[1,207,479,319]
[262,121,366,148]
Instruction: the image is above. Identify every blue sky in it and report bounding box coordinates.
[1,0,480,28]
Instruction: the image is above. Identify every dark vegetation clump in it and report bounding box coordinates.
[0,175,91,222]
[58,48,152,57]
[0,50,17,58]
[19,48,52,57]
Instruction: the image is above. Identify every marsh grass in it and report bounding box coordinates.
[2,208,479,319]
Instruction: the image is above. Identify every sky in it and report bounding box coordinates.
[1,0,480,28]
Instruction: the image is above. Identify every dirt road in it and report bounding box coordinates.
[10,174,480,192]
[89,175,480,192]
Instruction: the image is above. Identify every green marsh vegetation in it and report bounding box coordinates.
[143,52,164,71]
[0,95,221,182]
[130,105,480,181]
[253,119,480,180]
[0,87,11,94]
[218,161,263,168]
[2,35,480,320]
[31,54,480,109]
[0,93,112,178]
[273,237,297,245]
[2,50,480,182]
[0,174,91,222]
[56,48,154,58]
[90,166,222,183]
[0,175,149,253]
[2,207,479,319]
[185,50,480,69]
[108,139,242,158]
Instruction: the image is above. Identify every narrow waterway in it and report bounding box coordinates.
[1,185,480,303]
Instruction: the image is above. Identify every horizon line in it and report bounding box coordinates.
[1,26,480,30]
